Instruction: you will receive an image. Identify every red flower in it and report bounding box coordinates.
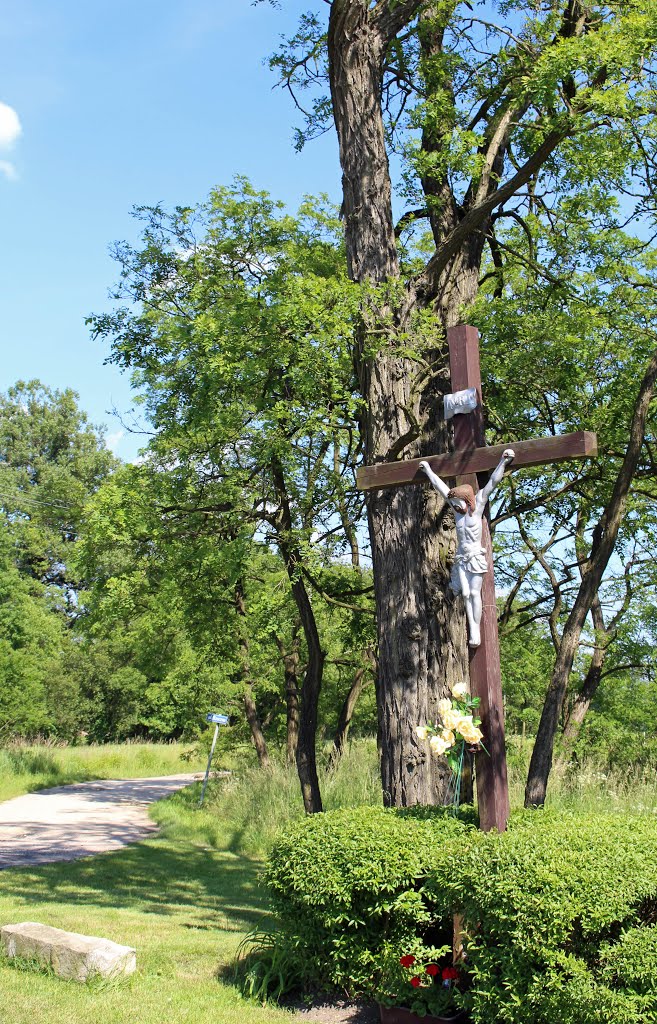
[442,966,459,981]
[399,955,416,967]
[410,976,422,988]
[425,964,439,976]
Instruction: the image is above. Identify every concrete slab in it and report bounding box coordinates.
[1,921,136,981]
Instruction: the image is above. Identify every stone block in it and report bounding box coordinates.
[1,922,136,981]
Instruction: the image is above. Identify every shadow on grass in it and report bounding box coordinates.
[0,840,269,934]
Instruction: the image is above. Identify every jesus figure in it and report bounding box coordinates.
[419,449,515,647]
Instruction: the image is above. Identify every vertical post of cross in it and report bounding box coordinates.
[448,325,510,833]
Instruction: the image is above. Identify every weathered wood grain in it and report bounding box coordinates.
[356,430,598,491]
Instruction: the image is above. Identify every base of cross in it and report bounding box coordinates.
[358,324,598,834]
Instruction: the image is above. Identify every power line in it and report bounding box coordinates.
[0,489,74,511]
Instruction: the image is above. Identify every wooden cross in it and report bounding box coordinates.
[357,324,598,832]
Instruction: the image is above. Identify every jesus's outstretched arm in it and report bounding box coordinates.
[476,449,515,511]
[419,460,451,500]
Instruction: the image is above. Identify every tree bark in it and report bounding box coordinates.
[272,458,325,813]
[242,689,271,769]
[234,582,270,769]
[525,346,657,806]
[328,1,482,806]
[276,631,301,765]
[326,0,600,808]
[561,596,607,744]
[329,649,375,769]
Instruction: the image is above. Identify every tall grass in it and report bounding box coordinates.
[198,736,657,857]
[0,741,207,803]
[197,738,382,855]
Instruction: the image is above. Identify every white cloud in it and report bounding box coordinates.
[0,101,21,148]
[0,160,18,181]
[106,429,124,453]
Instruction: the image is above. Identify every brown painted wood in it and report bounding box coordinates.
[356,431,597,491]
[448,324,485,453]
[468,527,510,833]
[447,327,510,834]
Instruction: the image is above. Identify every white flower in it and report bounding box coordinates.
[437,697,452,718]
[461,723,483,745]
[452,682,468,700]
[416,726,429,741]
[429,735,451,756]
[442,708,461,731]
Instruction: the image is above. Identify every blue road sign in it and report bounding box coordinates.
[206,712,229,725]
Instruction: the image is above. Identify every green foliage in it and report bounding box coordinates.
[236,927,308,1004]
[271,1,657,213]
[260,805,475,998]
[600,925,657,997]
[500,619,555,735]
[427,810,657,1024]
[0,528,80,739]
[0,380,115,590]
[574,665,657,772]
[0,382,115,740]
[82,179,374,770]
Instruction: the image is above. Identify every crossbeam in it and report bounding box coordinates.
[357,430,597,492]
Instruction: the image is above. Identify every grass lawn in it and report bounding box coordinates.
[0,783,293,1024]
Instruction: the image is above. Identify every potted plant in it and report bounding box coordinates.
[377,953,468,1024]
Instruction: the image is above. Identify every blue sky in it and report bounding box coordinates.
[0,0,340,461]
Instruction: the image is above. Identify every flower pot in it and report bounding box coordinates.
[378,1005,468,1024]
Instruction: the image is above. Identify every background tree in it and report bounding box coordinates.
[89,181,374,810]
[471,209,657,803]
[0,382,115,739]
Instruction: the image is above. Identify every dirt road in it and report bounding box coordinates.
[0,774,199,869]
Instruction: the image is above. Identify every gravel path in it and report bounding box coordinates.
[0,774,200,868]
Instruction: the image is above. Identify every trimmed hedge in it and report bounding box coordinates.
[264,804,475,994]
[428,810,657,1023]
[262,806,657,1023]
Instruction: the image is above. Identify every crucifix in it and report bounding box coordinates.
[357,324,598,832]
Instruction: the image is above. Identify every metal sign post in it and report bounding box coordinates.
[199,712,229,807]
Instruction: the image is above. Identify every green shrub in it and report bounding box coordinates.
[600,925,657,996]
[259,807,657,1021]
[261,804,475,998]
[427,810,657,1023]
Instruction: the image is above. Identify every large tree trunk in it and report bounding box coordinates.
[328,1,482,806]
[525,346,657,806]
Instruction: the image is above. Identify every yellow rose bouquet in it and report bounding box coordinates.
[416,682,487,810]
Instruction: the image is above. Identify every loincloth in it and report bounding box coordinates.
[450,545,488,594]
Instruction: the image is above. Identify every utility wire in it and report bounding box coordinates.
[0,489,74,509]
